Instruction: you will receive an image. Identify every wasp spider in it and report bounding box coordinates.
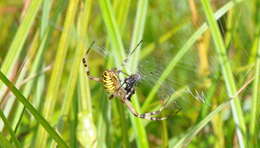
[82,41,180,120]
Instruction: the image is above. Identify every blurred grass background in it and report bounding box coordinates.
[0,0,259,147]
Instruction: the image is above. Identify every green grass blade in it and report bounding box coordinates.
[174,101,230,148]
[0,71,68,148]
[127,0,149,148]
[128,0,148,72]
[61,0,93,118]
[113,0,131,33]
[0,0,256,147]
[0,109,21,147]
[162,120,169,147]
[0,62,29,131]
[173,73,253,147]
[0,30,40,131]
[98,0,129,147]
[140,20,190,60]
[200,0,246,147]
[60,0,93,146]
[13,32,47,131]
[98,0,126,64]
[78,0,94,114]
[0,132,15,148]
[142,1,237,111]
[0,0,42,80]
[35,0,80,146]
[40,0,52,38]
[13,0,52,135]
[198,72,220,119]
[249,24,260,143]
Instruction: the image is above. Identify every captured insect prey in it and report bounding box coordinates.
[82,40,181,121]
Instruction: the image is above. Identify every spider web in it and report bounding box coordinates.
[133,50,216,114]
[42,11,218,115]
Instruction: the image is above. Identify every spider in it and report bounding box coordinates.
[82,41,180,120]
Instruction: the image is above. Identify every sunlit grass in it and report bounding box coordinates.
[0,0,258,147]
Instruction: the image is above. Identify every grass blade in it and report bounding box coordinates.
[61,0,93,118]
[0,0,42,83]
[35,0,80,146]
[174,101,229,148]
[200,0,246,147]
[98,0,126,63]
[0,71,68,148]
[174,76,253,147]
[98,0,129,147]
[113,0,131,33]
[127,0,149,148]
[60,0,94,146]
[249,24,260,143]
[142,1,237,111]
[0,109,21,147]
[0,132,15,148]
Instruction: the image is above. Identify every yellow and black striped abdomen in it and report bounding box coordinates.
[102,70,120,94]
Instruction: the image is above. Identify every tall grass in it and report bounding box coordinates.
[200,0,246,147]
[0,0,258,147]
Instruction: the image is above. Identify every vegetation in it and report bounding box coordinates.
[0,0,259,147]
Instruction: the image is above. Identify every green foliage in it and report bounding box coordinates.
[0,0,258,147]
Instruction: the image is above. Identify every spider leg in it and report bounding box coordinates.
[112,68,130,78]
[82,42,102,82]
[87,75,102,82]
[117,70,130,76]
[123,98,167,121]
[112,76,126,94]
[123,90,182,120]
[82,58,101,82]
[142,97,183,117]
[121,40,143,68]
